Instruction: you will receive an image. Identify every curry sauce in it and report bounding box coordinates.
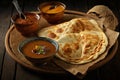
[41,4,65,14]
[22,40,56,58]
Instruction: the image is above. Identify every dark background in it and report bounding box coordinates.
[0,0,120,80]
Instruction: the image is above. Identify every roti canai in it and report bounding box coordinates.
[38,18,108,64]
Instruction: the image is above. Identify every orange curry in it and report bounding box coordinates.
[41,4,65,14]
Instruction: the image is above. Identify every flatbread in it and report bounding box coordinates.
[38,18,108,64]
[38,18,102,41]
[56,31,108,64]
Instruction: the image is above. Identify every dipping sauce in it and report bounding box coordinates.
[11,12,40,36]
[15,13,39,25]
[22,40,56,58]
[41,3,65,14]
[38,1,66,24]
[19,37,59,64]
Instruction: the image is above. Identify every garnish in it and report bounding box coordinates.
[32,45,46,54]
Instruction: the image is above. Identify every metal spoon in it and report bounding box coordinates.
[49,4,57,10]
[12,0,26,19]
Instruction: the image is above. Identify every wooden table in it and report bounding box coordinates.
[0,0,120,80]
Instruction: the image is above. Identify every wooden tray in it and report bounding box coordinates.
[5,10,118,74]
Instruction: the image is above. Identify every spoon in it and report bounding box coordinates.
[49,3,58,10]
[12,0,26,19]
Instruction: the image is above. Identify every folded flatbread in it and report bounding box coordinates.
[38,18,108,64]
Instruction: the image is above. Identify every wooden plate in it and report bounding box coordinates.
[5,10,118,74]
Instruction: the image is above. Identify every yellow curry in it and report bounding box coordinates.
[41,4,65,14]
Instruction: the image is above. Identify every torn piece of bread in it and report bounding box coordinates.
[87,5,118,30]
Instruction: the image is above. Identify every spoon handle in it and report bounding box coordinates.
[12,0,26,19]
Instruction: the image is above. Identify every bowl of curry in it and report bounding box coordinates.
[11,12,41,37]
[38,1,66,24]
[18,37,59,65]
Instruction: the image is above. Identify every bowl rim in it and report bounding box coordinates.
[18,37,59,59]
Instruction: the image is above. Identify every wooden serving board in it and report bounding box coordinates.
[5,10,118,74]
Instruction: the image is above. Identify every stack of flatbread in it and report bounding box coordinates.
[38,18,108,64]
